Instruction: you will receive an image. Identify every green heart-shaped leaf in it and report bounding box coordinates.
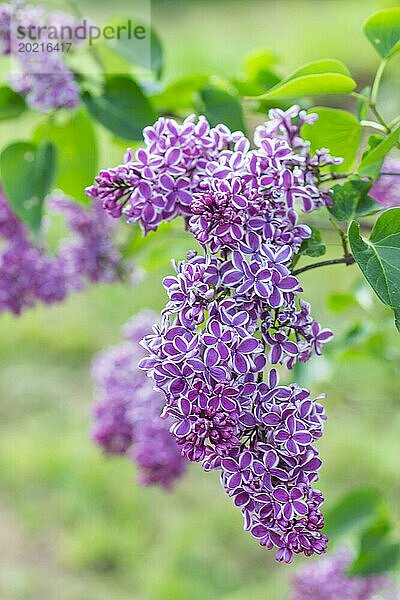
[285,59,351,79]
[349,208,400,310]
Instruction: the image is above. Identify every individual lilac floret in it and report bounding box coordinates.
[370,156,400,207]
[92,311,187,490]
[291,548,397,600]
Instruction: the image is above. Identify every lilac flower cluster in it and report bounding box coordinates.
[89,106,337,562]
[370,156,400,207]
[0,187,67,314]
[50,195,130,289]
[291,549,396,600]
[0,188,131,315]
[0,2,81,111]
[86,116,247,232]
[87,106,341,241]
[92,311,187,490]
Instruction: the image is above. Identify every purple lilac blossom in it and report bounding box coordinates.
[370,156,400,207]
[86,116,247,233]
[91,311,186,490]
[291,548,397,600]
[0,2,81,111]
[91,106,337,562]
[49,195,131,289]
[0,188,67,314]
[0,2,11,55]
[0,188,132,315]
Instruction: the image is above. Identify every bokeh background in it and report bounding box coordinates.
[0,1,399,598]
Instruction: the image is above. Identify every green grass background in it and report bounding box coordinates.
[0,1,399,598]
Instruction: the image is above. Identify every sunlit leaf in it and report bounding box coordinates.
[302,107,362,172]
[364,8,400,58]
[285,59,352,79]
[0,141,56,233]
[34,110,97,203]
[250,59,356,100]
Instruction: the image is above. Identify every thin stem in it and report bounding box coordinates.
[370,59,387,106]
[320,172,350,182]
[351,91,368,102]
[293,255,355,276]
[329,218,350,257]
[389,114,400,129]
[370,105,390,132]
[369,59,390,132]
[66,0,105,74]
[360,120,387,133]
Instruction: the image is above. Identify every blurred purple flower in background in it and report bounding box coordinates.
[0,188,133,315]
[0,2,82,111]
[91,311,187,490]
[370,156,400,207]
[291,549,397,600]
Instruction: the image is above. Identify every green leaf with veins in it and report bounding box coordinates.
[349,208,400,317]
[328,179,381,221]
